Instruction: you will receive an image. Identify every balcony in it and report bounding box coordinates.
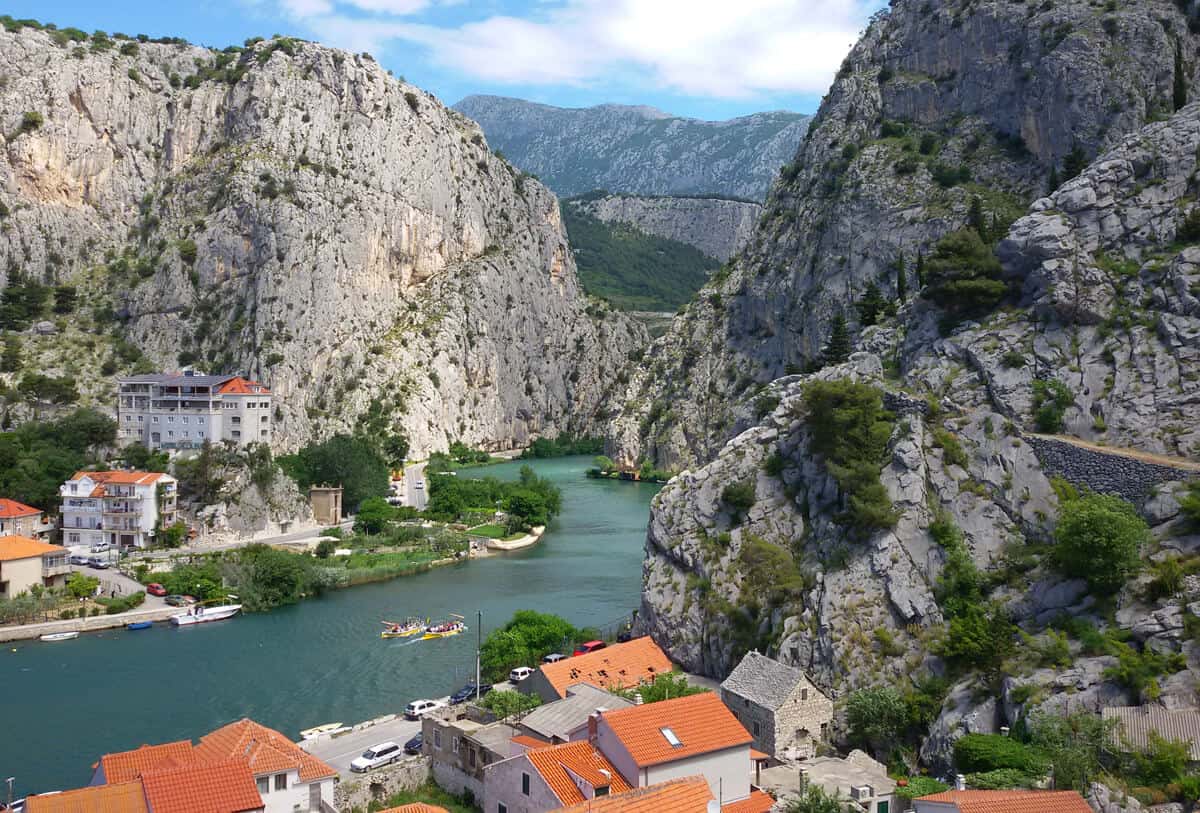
[43,558,71,577]
[103,507,138,515]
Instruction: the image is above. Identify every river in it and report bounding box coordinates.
[0,456,659,798]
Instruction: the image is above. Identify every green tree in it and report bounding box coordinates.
[381,433,409,470]
[846,686,907,758]
[856,282,887,326]
[314,538,336,558]
[1047,164,1061,194]
[784,785,845,813]
[233,544,316,610]
[914,252,926,289]
[1028,711,1115,793]
[1032,379,1073,432]
[924,229,1007,319]
[479,689,542,719]
[479,610,583,681]
[278,434,390,510]
[895,254,908,302]
[0,334,21,372]
[18,373,78,418]
[67,571,99,598]
[616,671,708,703]
[1175,40,1188,112]
[821,313,852,367]
[592,455,615,473]
[122,442,169,472]
[1053,492,1148,591]
[354,496,398,535]
[967,195,987,237]
[721,479,756,520]
[936,603,1015,674]
[1062,144,1087,181]
[52,285,77,314]
[154,521,188,548]
[1134,732,1189,786]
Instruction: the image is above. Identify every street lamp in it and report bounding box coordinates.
[6,776,14,809]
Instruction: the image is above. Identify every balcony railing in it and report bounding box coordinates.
[43,561,72,577]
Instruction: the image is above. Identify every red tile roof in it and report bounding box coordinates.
[538,637,674,699]
[525,740,633,805]
[511,734,548,749]
[601,692,751,768]
[916,790,1093,813]
[70,471,168,486]
[552,776,714,812]
[98,741,196,783]
[722,789,775,813]
[0,535,66,562]
[217,377,270,395]
[0,498,40,518]
[139,759,263,813]
[195,718,336,782]
[377,806,450,813]
[26,780,148,813]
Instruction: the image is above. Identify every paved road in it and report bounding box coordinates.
[303,717,425,779]
[402,462,428,510]
[124,521,355,561]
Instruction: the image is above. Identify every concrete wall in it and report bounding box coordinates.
[336,756,429,812]
[482,754,561,813]
[0,513,46,538]
[1027,435,1199,505]
[645,746,751,804]
[0,555,41,598]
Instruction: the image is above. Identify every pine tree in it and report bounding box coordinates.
[1062,144,1087,182]
[856,282,887,326]
[915,253,926,289]
[0,335,21,373]
[821,313,852,367]
[1048,165,1060,194]
[1175,41,1189,112]
[967,196,986,239]
[896,254,908,302]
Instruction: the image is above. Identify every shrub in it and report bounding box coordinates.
[937,602,1016,673]
[721,479,756,519]
[1001,350,1026,368]
[18,111,43,133]
[1054,492,1148,591]
[1032,379,1073,432]
[894,776,950,799]
[1177,208,1200,243]
[933,428,968,468]
[953,733,1048,774]
[1180,482,1200,531]
[965,768,1040,789]
[1104,644,1186,701]
[314,539,336,558]
[1134,732,1189,787]
[177,238,198,265]
[846,686,907,757]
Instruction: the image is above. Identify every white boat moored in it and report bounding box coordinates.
[300,722,345,740]
[170,604,242,626]
[39,631,79,642]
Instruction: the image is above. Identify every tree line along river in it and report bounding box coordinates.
[0,456,661,798]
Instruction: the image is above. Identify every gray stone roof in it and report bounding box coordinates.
[519,683,633,741]
[1102,706,1200,759]
[720,650,813,710]
[119,373,236,388]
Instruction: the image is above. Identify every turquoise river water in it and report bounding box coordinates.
[0,456,660,798]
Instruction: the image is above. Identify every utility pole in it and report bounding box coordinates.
[475,609,482,701]
[6,776,14,809]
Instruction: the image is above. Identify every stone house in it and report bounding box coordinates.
[719,650,832,760]
[423,705,519,800]
[0,498,50,539]
[482,739,630,813]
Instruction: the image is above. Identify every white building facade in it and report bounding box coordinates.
[117,372,272,451]
[60,471,178,550]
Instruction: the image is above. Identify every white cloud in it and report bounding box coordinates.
[280,0,877,100]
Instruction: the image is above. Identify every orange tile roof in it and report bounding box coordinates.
[195,718,336,782]
[722,789,775,813]
[377,806,450,813]
[71,471,168,486]
[512,734,548,749]
[99,741,197,783]
[750,749,771,761]
[217,377,270,395]
[539,637,674,699]
[552,776,714,812]
[0,498,40,518]
[601,692,751,767]
[0,535,66,562]
[525,740,633,805]
[916,789,1093,813]
[140,759,263,813]
[26,780,148,813]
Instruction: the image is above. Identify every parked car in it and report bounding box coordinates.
[414,481,424,489]
[90,541,111,553]
[573,640,607,657]
[69,554,89,565]
[509,666,534,683]
[404,699,445,720]
[164,595,188,606]
[542,653,566,664]
[87,557,110,569]
[349,741,402,772]
[449,683,492,705]
[146,583,167,597]
[403,732,424,755]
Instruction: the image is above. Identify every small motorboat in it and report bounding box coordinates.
[170,603,241,626]
[381,617,426,639]
[126,621,153,631]
[300,722,344,740]
[423,614,467,639]
[39,631,79,642]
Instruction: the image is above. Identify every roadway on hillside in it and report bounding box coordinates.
[402,461,429,510]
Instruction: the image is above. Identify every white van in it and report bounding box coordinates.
[404,698,445,720]
[509,666,534,683]
[91,541,111,553]
[349,741,401,772]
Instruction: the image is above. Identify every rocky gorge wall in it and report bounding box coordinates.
[568,194,762,262]
[0,27,643,453]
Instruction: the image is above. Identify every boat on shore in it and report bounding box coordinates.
[126,621,153,631]
[39,631,79,642]
[170,604,241,626]
[300,722,345,740]
[423,614,466,639]
[381,617,426,639]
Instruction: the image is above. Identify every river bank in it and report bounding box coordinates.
[0,604,181,642]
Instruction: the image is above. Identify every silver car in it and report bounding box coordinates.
[349,741,401,772]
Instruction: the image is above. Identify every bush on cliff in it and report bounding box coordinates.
[1053,492,1147,591]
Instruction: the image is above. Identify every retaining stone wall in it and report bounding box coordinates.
[335,756,429,812]
[1027,436,1198,505]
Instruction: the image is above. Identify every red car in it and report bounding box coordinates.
[573,640,607,657]
[146,583,167,597]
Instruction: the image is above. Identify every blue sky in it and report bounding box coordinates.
[13,0,882,120]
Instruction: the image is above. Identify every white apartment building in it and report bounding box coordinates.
[117,371,273,451]
[59,471,178,550]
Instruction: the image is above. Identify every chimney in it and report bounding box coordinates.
[588,711,601,743]
[955,774,966,791]
[633,692,644,706]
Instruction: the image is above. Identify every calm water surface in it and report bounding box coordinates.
[0,456,658,797]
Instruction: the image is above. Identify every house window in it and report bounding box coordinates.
[452,737,459,755]
[124,414,131,421]
[167,416,175,423]
[801,688,808,701]
[182,416,189,424]
[498,805,508,813]
[753,721,761,737]
[469,747,476,767]
[434,730,442,748]
[70,484,77,493]
[274,773,286,791]
[152,416,159,423]
[232,416,241,425]
[137,415,144,422]
[595,786,610,797]
[744,698,750,708]
[876,802,889,813]
[167,431,174,437]
[68,533,79,543]
[198,431,205,438]
[256,777,269,794]
[198,417,205,424]
[522,772,531,796]
[232,431,241,438]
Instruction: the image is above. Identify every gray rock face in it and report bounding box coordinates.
[0,28,644,452]
[1088,783,1149,813]
[568,195,762,262]
[607,0,1197,471]
[452,95,810,200]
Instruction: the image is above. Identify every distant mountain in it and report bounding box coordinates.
[453,95,811,200]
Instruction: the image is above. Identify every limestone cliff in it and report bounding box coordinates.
[567,194,761,263]
[452,95,810,200]
[0,25,643,452]
[608,0,1196,472]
